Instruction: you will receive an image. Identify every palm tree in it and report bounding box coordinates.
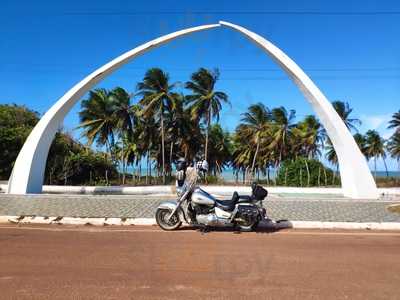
[135,113,158,183]
[353,133,367,157]
[269,107,296,166]
[123,138,138,175]
[186,68,229,162]
[110,87,133,184]
[207,124,232,175]
[331,100,361,132]
[78,89,116,156]
[237,103,271,174]
[231,133,253,183]
[325,140,338,168]
[388,110,400,133]
[365,130,388,178]
[292,115,324,186]
[168,94,202,161]
[136,68,179,184]
[294,115,324,159]
[325,101,361,177]
[387,131,400,172]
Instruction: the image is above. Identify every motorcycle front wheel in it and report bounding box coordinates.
[155,208,182,231]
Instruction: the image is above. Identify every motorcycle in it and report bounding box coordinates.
[155,160,268,231]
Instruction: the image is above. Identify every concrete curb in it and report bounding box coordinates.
[1,216,400,231]
[289,221,400,230]
[0,216,156,226]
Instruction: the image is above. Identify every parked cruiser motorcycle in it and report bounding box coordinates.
[155,160,268,231]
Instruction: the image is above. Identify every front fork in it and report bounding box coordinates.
[166,189,191,223]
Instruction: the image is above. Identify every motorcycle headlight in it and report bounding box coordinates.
[176,170,185,181]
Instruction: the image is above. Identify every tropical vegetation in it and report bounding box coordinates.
[1,68,400,187]
[0,104,117,185]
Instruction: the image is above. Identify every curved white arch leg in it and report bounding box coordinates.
[7,24,220,194]
[219,21,378,199]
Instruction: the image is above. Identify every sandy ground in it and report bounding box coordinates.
[0,225,399,300]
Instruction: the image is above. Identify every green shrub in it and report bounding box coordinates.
[0,104,39,179]
[276,158,340,187]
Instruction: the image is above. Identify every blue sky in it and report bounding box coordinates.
[1,0,400,170]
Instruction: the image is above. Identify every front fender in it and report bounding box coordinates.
[157,201,178,211]
[157,201,187,223]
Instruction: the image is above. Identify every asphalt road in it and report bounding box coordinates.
[0,225,399,300]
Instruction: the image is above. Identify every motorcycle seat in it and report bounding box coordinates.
[215,191,241,211]
[215,199,237,211]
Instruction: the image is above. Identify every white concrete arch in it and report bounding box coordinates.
[219,21,377,199]
[8,21,378,198]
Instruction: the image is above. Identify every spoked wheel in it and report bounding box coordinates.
[155,208,182,231]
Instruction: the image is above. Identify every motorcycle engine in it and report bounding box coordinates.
[196,214,219,226]
[191,203,212,215]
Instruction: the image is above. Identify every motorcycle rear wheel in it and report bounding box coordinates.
[237,219,259,232]
[155,208,182,231]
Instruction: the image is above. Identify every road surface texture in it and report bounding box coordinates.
[0,225,399,299]
[0,193,400,222]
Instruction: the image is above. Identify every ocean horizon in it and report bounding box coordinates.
[126,167,400,181]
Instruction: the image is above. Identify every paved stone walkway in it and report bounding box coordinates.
[1,194,399,222]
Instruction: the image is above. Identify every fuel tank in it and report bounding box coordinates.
[191,187,216,206]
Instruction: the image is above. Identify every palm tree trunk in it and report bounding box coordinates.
[304,159,310,187]
[205,112,210,162]
[161,113,166,184]
[251,138,260,175]
[105,139,114,180]
[374,157,377,180]
[146,153,149,184]
[318,167,321,187]
[279,133,285,167]
[149,154,152,184]
[169,141,173,176]
[121,137,125,185]
[383,157,389,177]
